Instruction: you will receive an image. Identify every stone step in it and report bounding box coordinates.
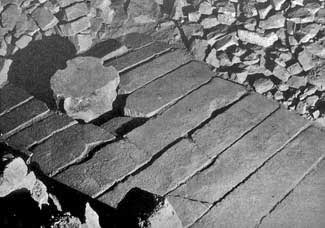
[30,124,115,176]
[259,157,325,228]
[191,125,325,228]
[0,83,33,116]
[118,49,192,95]
[6,112,76,150]
[96,94,279,208]
[54,139,148,197]
[169,108,308,226]
[104,41,171,72]
[126,77,247,158]
[0,98,49,138]
[124,61,214,117]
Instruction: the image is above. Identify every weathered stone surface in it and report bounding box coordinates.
[173,108,307,206]
[238,30,278,47]
[104,41,170,71]
[124,61,214,117]
[119,49,192,94]
[31,124,115,176]
[54,139,146,196]
[191,125,325,228]
[57,0,83,7]
[31,7,58,31]
[1,4,20,30]
[191,94,279,158]
[287,75,307,89]
[59,16,91,36]
[119,32,153,49]
[117,188,183,228]
[126,77,247,157]
[0,83,33,115]
[7,112,76,150]
[298,48,315,72]
[15,35,32,49]
[97,139,210,207]
[100,116,134,135]
[273,64,291,82]
[51,57,120,122]
[254,78,274,94]
[0,98,49,136]
[191,39,209,61]
[63,2,89,21]
[260,158,325,228]
[259,13,286,30]
[166,195,210,227]
[0,59,12,87]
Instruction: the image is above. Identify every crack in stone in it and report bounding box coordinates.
[168,194,211,205]
[0,96,34,117]
[187,123,312,228]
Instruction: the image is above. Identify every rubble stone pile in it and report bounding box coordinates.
[174,0,325,120]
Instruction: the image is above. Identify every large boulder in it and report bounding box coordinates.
[51,56,119,122]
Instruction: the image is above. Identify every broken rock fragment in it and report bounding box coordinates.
[259,13,286,30]
[253,78,274,94]
[238,30,278,47]
[31,6,58,31]
[51,57,120,122]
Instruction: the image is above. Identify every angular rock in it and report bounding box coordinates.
[191,39,209,61]
[306,38,325,58]
[201,17,219,29]
[238,30,278,47]
[298,23,322,43]
[1,4,20,31]
[59,16,91,36]
[287,76,307,89]
[51,57,120,122]
[199,1,214,15]
[253,78,274,94]
[287,62,303,75]
[259,13,286,30]
[272,0,286,10]
[74,34,93,53]
[15,35,32,49]
[258,4,273,19]
[273,65,291,82]
[63,2,89,21]
[206,49,220,68]
[298,48,316,71]
[0,58,12,87]
[31,7,58,31]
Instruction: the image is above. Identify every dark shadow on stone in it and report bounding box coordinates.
[81,39,122,59]
[8,35,77,110]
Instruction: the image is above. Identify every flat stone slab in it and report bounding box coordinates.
[7,112,76,150]
[118,32,153,49]
[172,108,308,203]
[0,98,49,137]
[100,116,134,136]
[104,41,171,72]
[191,125,325,228]
[260,157,325,228]
[54,139,148,197]
[124,61,214,117]
[119,49,192,94]
[126,77,247,157]
[97,139,210,207]
[0,83,33,115]
[31,124,115,176]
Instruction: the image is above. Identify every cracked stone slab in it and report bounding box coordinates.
[166,195,211,227]
[259,158,325,228]
[0,83,33,115]
[126,77,247,158]
[124,61,214,117]
[191,125,325,228]
[104,41,171,72]
[54,139,148,197]
[7,112,76,150]
[30,124,115,176]
[173,108,308,204]
[0,98,49,137]
[118,49,193,94]
[97,138,210,207]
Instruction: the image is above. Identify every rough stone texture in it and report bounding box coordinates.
[259,13,286,30]
[124,61,214,117]
[97,139,210,207]
[119,32,153,49]
[119,49,192,94]
[238,30,278,47]
[260,158,325,228]
[54,139,147,197]
[63,2,89,22]
[173,108,307,204]
[51,57,120,122]
[0,83,33,115]
[254,78,274,94]
[59,16,91,36]
[31,7,58,31]
[1,4,20,30]
[191,125,325,228]
[166,195,210,227]
[31,124,115,176]
[104,41,170,71]
[0,98,49,136]
[7,112,76,150]
[126,77,247,157]
[0,59,12,87]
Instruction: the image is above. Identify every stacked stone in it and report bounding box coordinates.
[173,0,325,120]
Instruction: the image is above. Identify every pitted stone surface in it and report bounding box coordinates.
[124,61,214,117]
[126,77,247,157]
[31,124,115,175]
[104,42,170,71]
[54,139,148,197]
[97,139,210,207]
[191,125,325,228]
[119,49,193,94]
[7,112,75,150]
